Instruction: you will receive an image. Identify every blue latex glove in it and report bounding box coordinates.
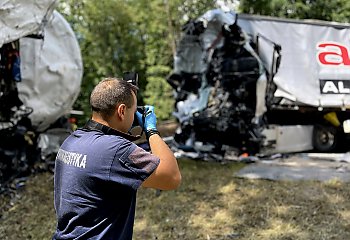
[135,105,157,131]
[135,108,144,128]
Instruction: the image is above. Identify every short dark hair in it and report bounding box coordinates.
[90,77,138,118]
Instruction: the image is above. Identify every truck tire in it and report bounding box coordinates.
[312,125,338,152]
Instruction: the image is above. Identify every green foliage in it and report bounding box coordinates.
[58,0,216,123]
[132,0,178,120]
[239,0,350,22]
[131,0,175,104]
[144,65,174,120]
[58,0,147,123]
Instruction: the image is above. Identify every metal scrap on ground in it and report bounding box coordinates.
[235,153,350,182]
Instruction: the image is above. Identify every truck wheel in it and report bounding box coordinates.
[312,125,338,152]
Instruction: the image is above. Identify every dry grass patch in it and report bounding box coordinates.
[1,158,350,240]
[134,159,350,240]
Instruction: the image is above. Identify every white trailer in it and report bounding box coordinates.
[238,14,350,153]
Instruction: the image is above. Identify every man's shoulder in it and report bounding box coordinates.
[64,129,135,157]
[74,129,133,144]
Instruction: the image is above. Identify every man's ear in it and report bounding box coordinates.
[116,104,126,120]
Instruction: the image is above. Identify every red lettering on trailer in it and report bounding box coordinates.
[317,42,350,66]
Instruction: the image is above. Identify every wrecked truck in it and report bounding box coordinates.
[0,0,82,186]
[167,9,350,156]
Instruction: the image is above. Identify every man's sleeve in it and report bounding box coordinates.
[109,141,160,189]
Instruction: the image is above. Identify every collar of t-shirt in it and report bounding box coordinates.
[82,119,141,141]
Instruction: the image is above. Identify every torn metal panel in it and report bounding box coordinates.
[235,154,350,182]
[0,0,57,47]
[18,11,83,131]
[261,125,314,155]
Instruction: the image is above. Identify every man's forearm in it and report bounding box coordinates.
[145,134,181,189]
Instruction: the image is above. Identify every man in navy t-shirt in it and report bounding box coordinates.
[53,77,181,240]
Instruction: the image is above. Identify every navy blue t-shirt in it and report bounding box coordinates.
[53,128,160,240]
